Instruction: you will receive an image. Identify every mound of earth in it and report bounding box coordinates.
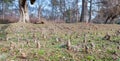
[0,22,120,60]
[5,23,35,33]
[0,22,119,41]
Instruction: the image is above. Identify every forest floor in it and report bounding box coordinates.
[0,22,119,61]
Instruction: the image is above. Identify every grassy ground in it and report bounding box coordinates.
[0,22,119,61]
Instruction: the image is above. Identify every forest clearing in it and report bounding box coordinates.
[0,22,119,61]
[0,0,120,61]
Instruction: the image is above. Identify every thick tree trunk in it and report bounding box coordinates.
[80,0,88,23]
[84,0,89,23]
[24,4,30,23]
[19,6,24,22]
[19,0,29,23]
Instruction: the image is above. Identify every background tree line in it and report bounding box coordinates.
[0,0,120,24]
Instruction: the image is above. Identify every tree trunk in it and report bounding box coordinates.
[2,1,5,20]
[88,0,92,23]
[38,6,42,20]
[80,0,88,23]
[76,0,79,22]
[84,0,89,23]
[109,15,117,24]
[104,15,112,24]
[80,0,85,22]
[19,0,29,23]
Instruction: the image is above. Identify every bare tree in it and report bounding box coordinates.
[37,0,45,21]
[93,0,120,24]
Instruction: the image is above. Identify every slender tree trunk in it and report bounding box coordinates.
[38,6,42,20]
[88,0,92,23]
[80,0,85,22]
[104,15,111,24]
[62,0,66,21]
[69,8,72,23]
[109,15,117,24]
[76,0,79,22]
[2,1,5,20]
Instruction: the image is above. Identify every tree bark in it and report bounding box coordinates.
[80,0,85,22]
[104,15,112,24]
[88,0,92,23]
[76,0,79,22]
[84,0,89,23]
[80,0,88,23]
[2,1,5,20]
[19,0,30,23]
[38,6,42,20]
